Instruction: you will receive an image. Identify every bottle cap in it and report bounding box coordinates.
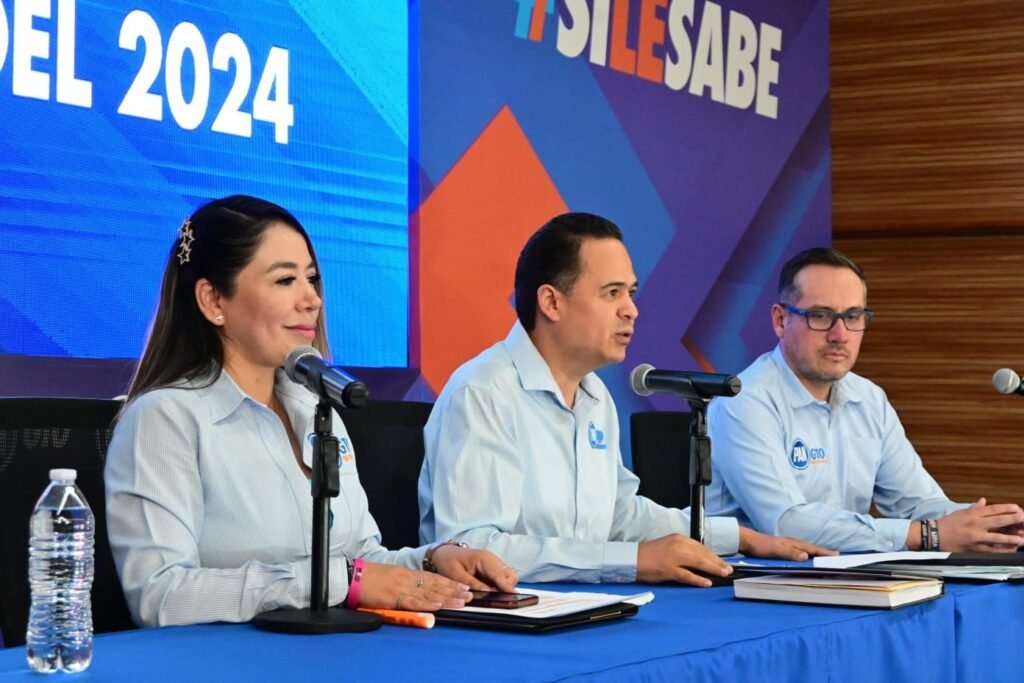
[49,468,78,481]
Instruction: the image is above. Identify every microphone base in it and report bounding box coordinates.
[252,607,382,634]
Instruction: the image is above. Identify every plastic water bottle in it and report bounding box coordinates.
[26,469,95,674]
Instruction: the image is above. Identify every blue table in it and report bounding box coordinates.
[0,581,978,682]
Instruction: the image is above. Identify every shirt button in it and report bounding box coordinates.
[885,541,894,548]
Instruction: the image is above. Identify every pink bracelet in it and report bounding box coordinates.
[344,558,365,609]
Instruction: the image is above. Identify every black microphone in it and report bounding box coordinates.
[285,346,369,409]
[630,363,741,401]
[992,368,1024,397]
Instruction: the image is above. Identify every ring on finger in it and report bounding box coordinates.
[416,577,424,589]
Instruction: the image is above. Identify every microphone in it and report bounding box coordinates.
[285,346,369,409]
[630,363,741,402]
[992,368,1024,397]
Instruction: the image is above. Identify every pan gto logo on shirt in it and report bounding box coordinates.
[789,439,827,470]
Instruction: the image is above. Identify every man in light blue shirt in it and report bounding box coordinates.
[707,247,1024,553]
[419,213,829,586]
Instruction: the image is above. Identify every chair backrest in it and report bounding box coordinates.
[342,400,434,550]
[0,398,136,648]
[629,410,692,510]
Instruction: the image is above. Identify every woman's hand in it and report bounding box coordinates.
[357,562,473,612]
[429,544,519,593]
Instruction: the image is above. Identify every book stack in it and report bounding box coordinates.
[734,572,943,609]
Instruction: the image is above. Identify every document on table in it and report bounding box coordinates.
[814,551,1024,582]
[455,588,655,619]
[814,552,950,569]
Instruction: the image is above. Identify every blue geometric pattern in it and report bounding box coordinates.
[416,0,832,460]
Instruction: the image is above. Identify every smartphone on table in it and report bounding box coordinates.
[466,590,539,609]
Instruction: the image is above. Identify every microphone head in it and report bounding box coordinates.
[285,346,320,383]
[630,363,655,397]
[992,368,1021,394]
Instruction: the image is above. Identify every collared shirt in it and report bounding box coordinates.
[105,368,423,627]
[418,322,739,583]
[706,345,965,551]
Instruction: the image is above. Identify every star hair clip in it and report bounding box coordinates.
[177,218,195,265]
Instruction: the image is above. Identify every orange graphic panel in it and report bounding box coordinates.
[415,106,567,394]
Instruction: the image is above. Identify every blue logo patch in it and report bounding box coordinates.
[305,434,354,468]
[588,421,607,450]
[789,439,809,470]
[789,439,827,469]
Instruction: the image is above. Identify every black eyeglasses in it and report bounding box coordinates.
[779,303,874,331]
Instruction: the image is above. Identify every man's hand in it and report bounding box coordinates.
[636,533,733,587]
[738,528,837,560]
[429,544,519,592]
[358,563,472,612]
[936,498,1024,552]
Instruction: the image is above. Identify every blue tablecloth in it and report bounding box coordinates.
[946,581,1024,682]
[0,580,984,682]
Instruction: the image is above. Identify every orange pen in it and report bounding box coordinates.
[357,608,436,629]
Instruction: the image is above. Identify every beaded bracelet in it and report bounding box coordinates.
[344,558,366,608]
[928,519,941,552]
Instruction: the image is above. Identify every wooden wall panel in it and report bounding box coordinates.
[833,233,1024,503]
[831,1,1024,232]
[830,0,1024,505]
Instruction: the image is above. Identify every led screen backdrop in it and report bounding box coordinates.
[413,0,831,422]
[0,0,408,368]
[1,0,830,413]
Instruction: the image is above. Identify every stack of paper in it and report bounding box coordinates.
[435,588,654,632]
[814,552,1024,582]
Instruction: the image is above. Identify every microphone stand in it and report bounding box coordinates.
[687,399,712,545]
[253,399,381,633]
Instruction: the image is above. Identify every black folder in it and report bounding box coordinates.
[434,601,639,633]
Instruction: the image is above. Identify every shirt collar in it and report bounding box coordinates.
[769,345,863,409]
[502,321,601,410]
[195,366,316,423]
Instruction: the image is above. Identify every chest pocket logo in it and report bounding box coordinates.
[305,433,356,469]
[588,421,607,450]
[789,439,809,470]
[790,438,827,470]
[339,436,355,465]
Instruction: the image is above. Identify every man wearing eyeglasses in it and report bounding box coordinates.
[705,247,1024,553]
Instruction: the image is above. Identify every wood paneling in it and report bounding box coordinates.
[833,233,1024,503]
[831,1,1024,232]
[831,0,1024,505]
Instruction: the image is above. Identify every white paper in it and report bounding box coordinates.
[454,588,655,619]
[813,551,950,569]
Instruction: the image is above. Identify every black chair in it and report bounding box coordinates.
[343,400,434,550]
[0,398,136,648]
[630,410,693,510]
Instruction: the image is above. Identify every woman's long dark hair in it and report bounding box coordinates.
[126,195,330,401]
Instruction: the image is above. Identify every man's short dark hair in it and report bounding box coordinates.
[514,212,623,332]
[778,247,866,304]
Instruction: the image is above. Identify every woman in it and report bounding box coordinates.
[105,195,516,627]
